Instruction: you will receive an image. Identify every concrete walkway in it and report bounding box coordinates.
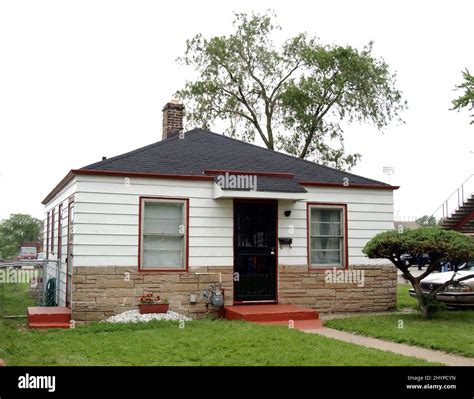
[305,327,474,366]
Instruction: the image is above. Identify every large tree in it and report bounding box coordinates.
[415,215,438,227]
[177,11,406,170]
[451,69,474,124]
[363,227,474,318]
[0,214,42,259]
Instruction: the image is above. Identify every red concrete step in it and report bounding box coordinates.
[255,319,325,330]
[224,304,319,322]
[28,307,71,329]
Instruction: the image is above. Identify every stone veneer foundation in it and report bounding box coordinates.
[72,265,397,324]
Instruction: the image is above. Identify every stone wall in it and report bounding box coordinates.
[72,264,397,323]
[72,266,234,324]
[279,265,397,314]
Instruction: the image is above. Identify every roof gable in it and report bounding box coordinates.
[81,128,390,187]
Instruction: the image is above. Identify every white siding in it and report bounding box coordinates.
[45,175,394,269]
[43,177,76,306]
[277,187,394,266]
[73,175,233,267]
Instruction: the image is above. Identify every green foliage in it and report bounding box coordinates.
[177,11,406,171]
[363,227,474,264]
[415,215,438,227]
[451,69,474,124]
[364,227,474,318]
[279,42,405,167]
[0,214,42,259]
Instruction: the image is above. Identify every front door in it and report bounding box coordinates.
[234,200,277,302]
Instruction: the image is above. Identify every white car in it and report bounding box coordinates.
[409,261,474,307]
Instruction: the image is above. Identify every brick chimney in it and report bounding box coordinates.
[162,100,184,140]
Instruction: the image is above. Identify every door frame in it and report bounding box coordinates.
[232,198,279,305]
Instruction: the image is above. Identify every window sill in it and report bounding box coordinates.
[138,266,188,273]
[308,265,347,272]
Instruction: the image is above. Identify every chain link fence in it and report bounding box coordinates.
[0,259,63,318]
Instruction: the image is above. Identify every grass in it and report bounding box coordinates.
[396,284,418,310]
[0,283,434,366]
[0,317,436,366]
[326,284,474,358]
[0,283,37,316]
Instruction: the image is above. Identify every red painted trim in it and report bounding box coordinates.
[204,169,294,179]
[50,208,55,255]
[72,169,214,181]
[137,196,189,273]
[42,171,75,205]
[306,202,349,272]
[453,210,474,231]
[57,204,62,259]
[232,199,279,304]
[46,212,50,260]
[299,181,399,190]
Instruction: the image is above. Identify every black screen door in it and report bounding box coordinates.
[234,201,277,302]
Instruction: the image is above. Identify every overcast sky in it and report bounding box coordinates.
[0,0,473,222]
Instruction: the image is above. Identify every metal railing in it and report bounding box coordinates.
[432,174,474,221]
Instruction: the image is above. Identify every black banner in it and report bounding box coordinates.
[0,366,473,397]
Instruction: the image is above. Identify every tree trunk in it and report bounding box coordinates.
[412,280,431,319]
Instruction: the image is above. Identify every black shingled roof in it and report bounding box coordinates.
[81,128,391,193]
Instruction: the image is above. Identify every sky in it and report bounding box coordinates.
[0,0,473,222]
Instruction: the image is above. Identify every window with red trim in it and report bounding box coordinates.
[308,204,346,268]
[139,198,188,271]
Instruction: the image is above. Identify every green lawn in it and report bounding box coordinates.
[0,283,37,316]
[0,283,437,366]
[397,284,418,310]
[0,317,436,366]
[326,284,474,358]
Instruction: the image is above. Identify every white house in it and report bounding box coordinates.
[41,101,398,323]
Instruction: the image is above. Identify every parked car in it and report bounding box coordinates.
[409,261,474,307]
[16,246,37,261]
[400,253,429,268]
[36,252,46,261]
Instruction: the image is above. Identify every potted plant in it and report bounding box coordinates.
[138,293,169,314]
